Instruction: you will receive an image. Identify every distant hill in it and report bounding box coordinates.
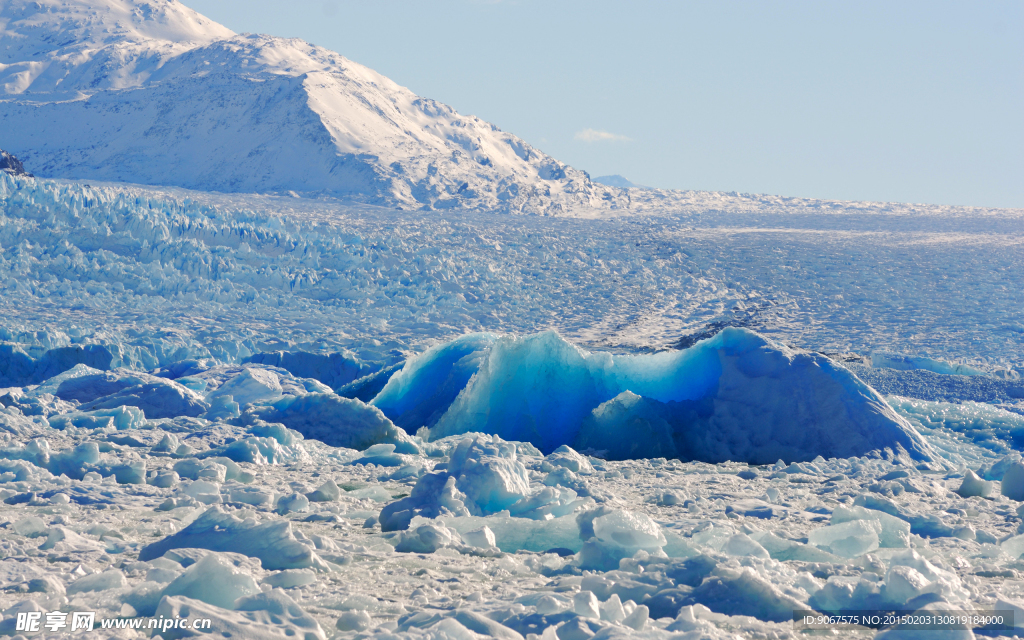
[0,0,629,214]
[593,175,650,189]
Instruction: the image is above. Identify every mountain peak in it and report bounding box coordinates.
[0,0,233,54]
[0,0,629,214]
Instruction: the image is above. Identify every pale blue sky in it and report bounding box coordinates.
[183,1,1023,208]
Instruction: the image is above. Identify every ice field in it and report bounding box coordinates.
[1,171,1024,640]
[3,0,1024,637]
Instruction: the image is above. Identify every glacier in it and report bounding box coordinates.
[0,167,1022,639]
[0,1,1023,638]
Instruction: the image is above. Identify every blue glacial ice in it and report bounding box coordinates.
[375,327,931,463]
[371,333,496,432]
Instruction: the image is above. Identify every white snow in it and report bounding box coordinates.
[0,0,623,214]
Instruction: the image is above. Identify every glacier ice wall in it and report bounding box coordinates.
[0,173,735,371]
[375,328,931,463]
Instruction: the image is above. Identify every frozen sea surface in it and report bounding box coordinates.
[2,173,1024,638]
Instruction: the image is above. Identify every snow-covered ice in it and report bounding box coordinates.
[0,1,1023,638]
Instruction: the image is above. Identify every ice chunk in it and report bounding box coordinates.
[872,352,986,376]
[1000,534,1024,559]
[462,526,497,549]
[884,565,932,606]
[509,486,588,520]
[687,567,807,623]
[573,591,600,618]
[79,379,209,419]
[725,499,780,519]
[207,367,282,407]
[388,463,426,480]
[982,453,1023,481]
[228,486,275,507]
[380,435,531,528]
[435,513,582,554]
[39,528,99,557]
[576,391,681,461]
[139,506,329,571]
[13,516,46,537]
[544,467,577,486]
[576,509,667,571]
[829,505,910,548]
[2,344,117,388]
[262,569,317,589]
[956,469,994,498]
[162,553,260,609]
[446,435,531,515]
[592,509,666,552]
[156,590,327,640]
[600,594,626,623]
[886,549,965,599]
[453,610,524,640]
[395,523,458,553]
[204,435,305,465]
[250,393,414,451]
[49,405,146,431]
[180,456,230,483]
[244,350,368,389]
[112,458,147,484]
[1001,461,1024,501]
[723,533,770,559]
[424,329,930,462]
[205,394,241,420]
[622,604,649,631]
[183,479,222,503]
[544,445,593,474]
[307,480,341,502]
[153,433,180,453]
[67,569,127,594]
[276,492,310,514]
[347,485,392,502]
[378,473,469,531]
[351,443,405,466]
[149,469,180,488]
[808,520,880,558]
[336,610,373,632]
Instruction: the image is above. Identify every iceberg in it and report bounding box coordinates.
[372,333,497,431]
[378,328,930,462]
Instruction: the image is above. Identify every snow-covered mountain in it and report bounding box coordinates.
[0,0,627,213]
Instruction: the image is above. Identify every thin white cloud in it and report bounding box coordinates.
[574,128,631,143]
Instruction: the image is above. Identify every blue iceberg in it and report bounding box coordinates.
[373,328,931,463]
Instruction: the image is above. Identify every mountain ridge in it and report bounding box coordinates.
[0,0,637,214]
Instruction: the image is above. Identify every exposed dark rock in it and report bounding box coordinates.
[0,149,32,177]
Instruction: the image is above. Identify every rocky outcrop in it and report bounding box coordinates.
[0,150,31,177]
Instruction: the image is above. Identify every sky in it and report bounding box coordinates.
[182,0,1024,209]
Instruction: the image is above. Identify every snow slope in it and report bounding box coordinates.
[0,0,625,213]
